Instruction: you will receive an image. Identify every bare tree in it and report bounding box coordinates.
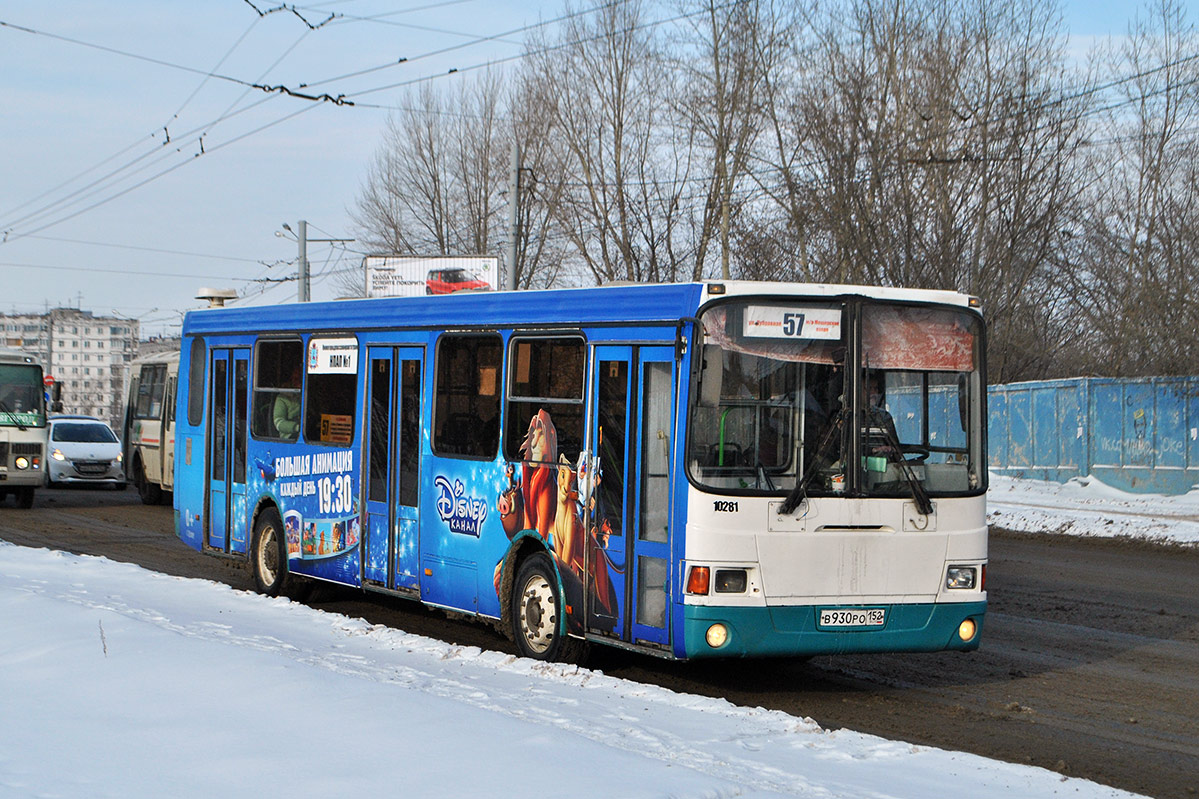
[670,0,796,280]
[526,0,691,284]
[504,73,573,289]
[343,0,1198,384]
[351,72,506,258]
[1071,0,1199,376]
[750,0,1088,381]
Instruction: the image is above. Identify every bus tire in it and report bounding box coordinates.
[135,459,162,506]
[16,487,34,509]
[511,552,586,664]
[251,507,289,597]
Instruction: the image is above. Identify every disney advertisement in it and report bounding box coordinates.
[490,409,623,635]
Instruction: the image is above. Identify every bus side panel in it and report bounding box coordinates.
[670,346,694,660]
[245,434,363,587]
[245,341,366,588]
[420,452,493,614]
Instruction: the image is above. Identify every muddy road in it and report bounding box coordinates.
[3,488,1197,799]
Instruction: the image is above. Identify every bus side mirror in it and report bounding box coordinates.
[699,345,723,408]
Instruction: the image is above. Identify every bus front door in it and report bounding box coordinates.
[588,345,676,649]
[162,373,177,491]
[206,348,249,554]
[363,346,424,593]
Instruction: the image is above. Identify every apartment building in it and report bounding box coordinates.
[1,308,139,430]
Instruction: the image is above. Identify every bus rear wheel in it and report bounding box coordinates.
[134,459,162,506]
[251,508,290,597]
[511,552,585,664]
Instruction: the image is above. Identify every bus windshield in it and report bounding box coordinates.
[858,303,985,498]
[688,299,984,499]
[0,364,47,428]
[689,301,846,493]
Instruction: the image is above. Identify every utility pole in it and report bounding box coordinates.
[297,219,309,303]
[505,143,520,291]
[281,220,352,302]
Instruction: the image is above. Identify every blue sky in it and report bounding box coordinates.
[0,0,1186,337]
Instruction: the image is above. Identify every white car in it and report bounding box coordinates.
[45,416,126,489]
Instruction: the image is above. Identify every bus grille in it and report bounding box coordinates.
[11,443,41,455]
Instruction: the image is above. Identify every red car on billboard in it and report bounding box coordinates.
[425,268,491,295]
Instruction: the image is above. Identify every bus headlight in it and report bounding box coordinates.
[714,569,747,593]
[51,448,66,461]
[705,623,729,648]
[958,618,977,642]
[946,566,977,590]
[15,456,29,470]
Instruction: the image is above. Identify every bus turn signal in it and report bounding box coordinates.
[686,566,710,595]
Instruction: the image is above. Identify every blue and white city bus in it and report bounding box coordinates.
[173,281,987,662]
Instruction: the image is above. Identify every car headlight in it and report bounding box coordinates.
[117,452,123,463]
[51,448,66,461]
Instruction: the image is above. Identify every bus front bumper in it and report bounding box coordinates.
[681,600,986,659]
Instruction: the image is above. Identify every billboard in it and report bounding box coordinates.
[364,255,500,298]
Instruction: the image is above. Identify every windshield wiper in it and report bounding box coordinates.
[870,410,934,517]
[755,459,776,492]
[0,398,28,431]
[779,409,844,515]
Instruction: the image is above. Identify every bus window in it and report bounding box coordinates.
[304,339,357,446]
[252,340,303,440]
[858,304,984,495]
[433,335,501,458]
[134,364,166,419]
[504,337,585,465]
[187,338,205,426]
[689,302,845,493]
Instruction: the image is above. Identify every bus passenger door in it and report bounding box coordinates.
[588,345,676,649]
[206,349,249,554]
[162,373,177,491]
[363,346,424,592]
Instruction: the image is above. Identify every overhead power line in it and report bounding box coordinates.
[0,260,260,281]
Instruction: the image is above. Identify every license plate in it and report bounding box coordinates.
[819,608,886,628]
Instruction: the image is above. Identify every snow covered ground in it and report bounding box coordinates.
[988,473,1199,544]
[2,473,1183,798]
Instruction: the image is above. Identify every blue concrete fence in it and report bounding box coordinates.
[988,377,1199,495]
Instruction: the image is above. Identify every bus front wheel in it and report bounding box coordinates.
[251,508,290,597]
[511,552,585,664]
[16,487,34,509]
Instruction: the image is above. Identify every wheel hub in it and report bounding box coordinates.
[519,574,555,654]
[258,528,278,582]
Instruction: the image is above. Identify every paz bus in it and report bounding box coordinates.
[0,348,48,508]
[172,281,988,662]
[123,351,179,505]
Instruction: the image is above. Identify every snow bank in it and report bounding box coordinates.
[988,473,1199,544]
[0,542,1142,798]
